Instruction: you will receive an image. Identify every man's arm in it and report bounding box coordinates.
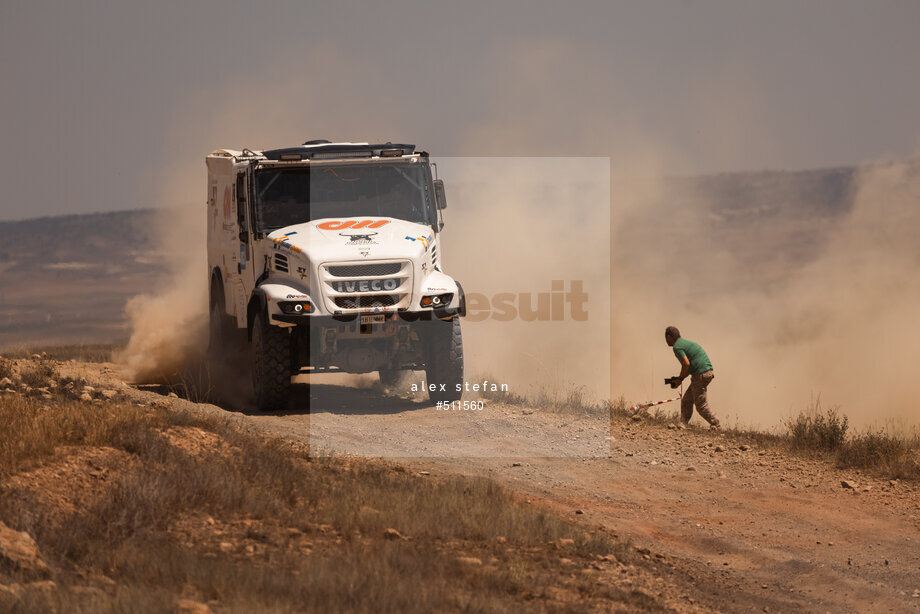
[670,355,690,388]
[678,355,690,379]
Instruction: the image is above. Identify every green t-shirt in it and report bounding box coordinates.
[673,337,713,375]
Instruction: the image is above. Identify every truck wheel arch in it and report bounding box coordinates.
[456,281,467,317]
[247,287,269,341]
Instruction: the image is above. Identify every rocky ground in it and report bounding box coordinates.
[2,356,919,612]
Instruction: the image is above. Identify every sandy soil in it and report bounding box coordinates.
[64,360,920,613]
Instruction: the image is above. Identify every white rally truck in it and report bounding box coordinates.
[206,140,466,411]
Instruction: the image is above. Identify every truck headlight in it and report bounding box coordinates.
[420,293,453,308]
[280,301,313,314]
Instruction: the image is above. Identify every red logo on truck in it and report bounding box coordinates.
[316,219,390,230]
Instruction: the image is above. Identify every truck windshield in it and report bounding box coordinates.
[253,162,432,232]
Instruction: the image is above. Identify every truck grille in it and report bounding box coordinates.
[333,295,399,309]
[319,260,412,313]
[327,262,401,277]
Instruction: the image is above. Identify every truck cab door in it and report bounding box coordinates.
[232,171,257,325]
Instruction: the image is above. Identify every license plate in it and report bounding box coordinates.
[360,314,386,324]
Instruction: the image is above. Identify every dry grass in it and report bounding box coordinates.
[784,400,849,452]
[474,372,608,417]
[0,356,12,380]
[614,392,920,480]
[1,344,121,363]
[0,393,653,613]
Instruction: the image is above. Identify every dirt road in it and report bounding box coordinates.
[72,362,920,613]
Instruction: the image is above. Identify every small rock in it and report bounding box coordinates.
[555,538,575,549]
[574,509,584,515]
[714,445,725,452]
[456,556,482,567]
[0,377,12,389]
[686,466,697,472]
[100,389,118,400]
[511,462,522,467]
[218,542,234,553]
[30,354,41,359]
[739,444,751,451]
[417,471,430,476]
[666,424,676,430]
[862,486,872,492]
[495,536,507,544]
[79,392,93,402]
[0,522,50,579]
[167,392,179,399]
[558,557,574,565]
[631,414,642,421]
[841,480,858,490]
[176,599,213,614]
[383,528,406,540]
[82,386,95,394]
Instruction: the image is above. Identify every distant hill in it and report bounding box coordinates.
[0,209,165,349]
[0,165,858,349]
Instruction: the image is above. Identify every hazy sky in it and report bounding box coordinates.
[1,0,918,220]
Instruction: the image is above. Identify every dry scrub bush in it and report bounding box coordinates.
[783,403,919,479]
[784,402,849,452]
[17,359,58,389]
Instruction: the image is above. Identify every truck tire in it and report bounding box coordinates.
[425,317,463,403]
[251,312,291,412]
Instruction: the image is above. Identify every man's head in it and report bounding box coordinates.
[665,326,681,347]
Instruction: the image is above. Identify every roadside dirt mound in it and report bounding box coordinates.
[4,446,137,522]
[161,426,241,460]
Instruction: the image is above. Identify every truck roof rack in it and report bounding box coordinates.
[261,142,417,161]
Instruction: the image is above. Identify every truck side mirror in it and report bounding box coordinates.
[239,229,249,243]
[434,179,447,210]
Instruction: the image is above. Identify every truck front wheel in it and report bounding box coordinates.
[425,317,463,403]
[251,312,291,412]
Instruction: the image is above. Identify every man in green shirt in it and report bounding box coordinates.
[665,326,720,429]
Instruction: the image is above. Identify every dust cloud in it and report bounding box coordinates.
[113,40,919,430]
[115,202,207,383]
[612,157,920,429]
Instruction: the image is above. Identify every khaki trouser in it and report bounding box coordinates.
[681,370,719,426]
